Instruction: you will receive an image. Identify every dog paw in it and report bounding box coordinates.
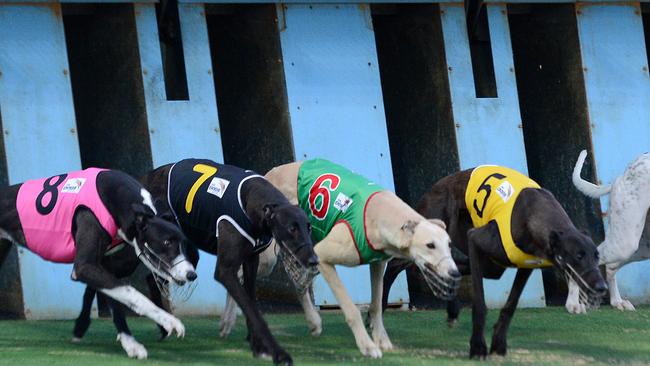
[159,313,185,338]
[117,333,148,360]
[565,300,587,314]
[489,337,507,356]
[372,328,393,351]
[273,349,293,366]
[612,299,636,311]
[309,324,322,337]
[447,318,458,328]
[219,318,236,338]
[470,335,488,360]
[358,339,382,359]
[70,337,83,344]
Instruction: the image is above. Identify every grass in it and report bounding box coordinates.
[1,306,650,365]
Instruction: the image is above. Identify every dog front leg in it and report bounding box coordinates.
[105,299,148,360]
[73,262,184,338]
[565,278,587,314]
[299,288,322,336]
[607,263,635,311]
[216,260,292,365]
[490,268,532,356]
[319,262,381,358]
[467,228,488,360]
[369,260,392,351]
[381,258,411,312]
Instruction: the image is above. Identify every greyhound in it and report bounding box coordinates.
[262,159,460,359]
[136,159,317,365]
[381,166,607,359]
[566,150,650,313]
[0,168,196,358]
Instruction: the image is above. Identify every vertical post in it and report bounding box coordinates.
[440,4,545,308]
[278,4,408,305]
[0,4,84,319]
[577,4,650,303]
[135,2,224,315]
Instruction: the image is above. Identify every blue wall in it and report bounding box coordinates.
[0,1,649,317]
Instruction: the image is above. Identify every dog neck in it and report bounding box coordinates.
[365,191,423,254]
[512,188,577,259]
[240,177,290,233]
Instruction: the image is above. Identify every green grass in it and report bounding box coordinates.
[1,306,650,365]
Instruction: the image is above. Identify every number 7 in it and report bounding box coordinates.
[185,164,218,213]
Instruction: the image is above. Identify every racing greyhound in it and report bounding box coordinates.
[566,150,650,313]
[381,166,607,359]
[0,168,196,358]
[263,159,460,359]
[139,159,318,365]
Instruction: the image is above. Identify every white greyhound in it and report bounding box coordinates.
[220,160,460,358]
[566,150,650,313]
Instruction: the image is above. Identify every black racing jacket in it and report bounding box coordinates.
[167,159,273,255]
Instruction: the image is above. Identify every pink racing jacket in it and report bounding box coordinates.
[16,168,120,263]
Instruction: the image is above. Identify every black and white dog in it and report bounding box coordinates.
[84,159,317,365]
[382,167,607,359]
[0,168,196,358]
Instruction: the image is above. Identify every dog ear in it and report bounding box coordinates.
[427,218,446,230]
[397,220,418,249]
[263,204,278,222]
[132,203,154,229]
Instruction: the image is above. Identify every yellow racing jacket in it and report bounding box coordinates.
[464,165,552,269]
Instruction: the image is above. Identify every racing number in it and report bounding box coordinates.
[308,174,340,220]
[35,174,68,215]
[185,164,217,213]
[472,173,506,218]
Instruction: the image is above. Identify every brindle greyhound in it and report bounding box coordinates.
[381,168,607,359]
[139,160,317,365]
[0,169,196,358]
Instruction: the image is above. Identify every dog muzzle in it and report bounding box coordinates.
[416,259,460,301]
[557,256,605,310]
[277,241,319,294]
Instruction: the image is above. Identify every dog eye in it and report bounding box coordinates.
[577,251,585,260]
[163,240,171,247]
[289,225,297,233]
[307,224,312,233]
[426,243,436,249]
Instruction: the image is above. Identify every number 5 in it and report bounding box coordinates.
[185,164,217,213]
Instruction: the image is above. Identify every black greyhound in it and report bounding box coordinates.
[72,242,169,344]
[381,168,607,359]
[76,159,318,365]
[0,168,196,358]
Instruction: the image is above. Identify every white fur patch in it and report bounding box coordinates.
[140,188,157,214]
[117,333,148,359]
[101,285,185,337]
[170,254,194,282]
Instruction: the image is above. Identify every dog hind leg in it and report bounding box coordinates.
[72,286,97,341]
[606,262,635,311]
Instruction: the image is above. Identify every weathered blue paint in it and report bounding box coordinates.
[0,4,86,319]
[440,4,545,308]
[577,4,650,303]
[278,4,408,305]
[134,3,225,315]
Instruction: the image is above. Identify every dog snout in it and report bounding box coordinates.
[448,269,462,279]
[307,255,319,267]
[593,280,608,295]
[186,270,197,282]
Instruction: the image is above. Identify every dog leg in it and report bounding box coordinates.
[219,294,239,337]
[467,226,490,360]
[381,258,411,312]
[116,333,148,360]
[565,278,587,314]
[319,262,382,358]
[299,289,322,336]
[607,263,635,311]
[144,274,169,339]
[490,268,532,356]
[72,286,97,341]
[369,260,393,351]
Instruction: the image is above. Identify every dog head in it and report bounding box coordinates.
[549,230,607,303]
[264,203,319,292]
[127,201,197,286]
[392,218,461,300]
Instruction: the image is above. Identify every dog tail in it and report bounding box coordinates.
[572,149,611,198]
